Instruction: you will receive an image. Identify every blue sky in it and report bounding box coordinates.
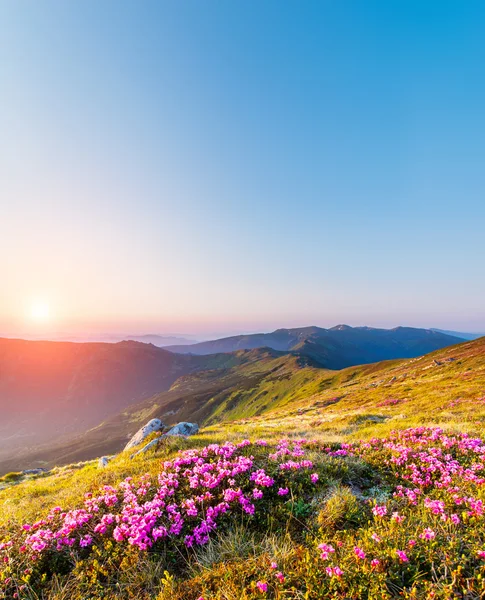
[1,0,484,336]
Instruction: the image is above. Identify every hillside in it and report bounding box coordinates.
[1,336,485,599]
[0,337,241,460]
[166,325,462,368]
[6,335,483,476]
[0,348,316,472]
[210,335,485,442]
[0,326,461,473]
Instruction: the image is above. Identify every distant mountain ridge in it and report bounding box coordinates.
[166,325,463,369]
[0,333,198,346]
[430,328,484,341]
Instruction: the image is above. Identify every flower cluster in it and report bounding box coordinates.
[3,426,485,599]
[3,439,318,570]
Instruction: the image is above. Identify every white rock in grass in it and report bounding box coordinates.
[164,422,199,437]
[124,419,163,451]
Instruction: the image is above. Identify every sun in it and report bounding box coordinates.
[29,300,50,322]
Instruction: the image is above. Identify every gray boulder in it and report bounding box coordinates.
[124,418,163,451]
[22,468,47,476]
[164,422,199,437]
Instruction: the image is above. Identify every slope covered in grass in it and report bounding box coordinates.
[210,335,485,443]
[0,348,319,473]
[2,427,485,599]
[1,337,484,598]
[5,336,484,475]
[0,337,252,466]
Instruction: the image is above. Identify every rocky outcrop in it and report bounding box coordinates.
[164,422,199,437]
[124,419,163,451]
[129,422,200,460]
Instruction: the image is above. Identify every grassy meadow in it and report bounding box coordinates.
[1,337,484,599]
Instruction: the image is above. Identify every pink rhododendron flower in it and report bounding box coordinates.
[372,505,387,517]
[420,528,436,540]
[396,550,409,562]
[391,512,405,523]
[318,543,335,560]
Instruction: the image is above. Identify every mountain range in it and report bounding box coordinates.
[166,325,462,368]
[0,325,465,473]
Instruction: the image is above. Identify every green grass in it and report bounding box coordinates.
[1,337,485,598]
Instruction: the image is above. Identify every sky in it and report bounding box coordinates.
[1,0,484,338]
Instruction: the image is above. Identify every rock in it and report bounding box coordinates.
[22,468,47,476]
[164,422,199,437]
[130,438,160,459]
[124,419,163,451]
[98,456,110,468]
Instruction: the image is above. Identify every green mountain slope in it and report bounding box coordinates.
[0,348,319,472]
[6,336,483,475]
[1,337,485,600]
[208,335,485,442]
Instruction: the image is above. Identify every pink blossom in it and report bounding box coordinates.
[318,543,335,560]
[396,550,409,562]
[391,512,405,524]
[372,505,387,517]
[420,528,436,540]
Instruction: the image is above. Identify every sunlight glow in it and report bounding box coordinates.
[29,300,50,322]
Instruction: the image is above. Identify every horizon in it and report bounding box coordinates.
[0,321,482,345]
[2,1,485,336]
